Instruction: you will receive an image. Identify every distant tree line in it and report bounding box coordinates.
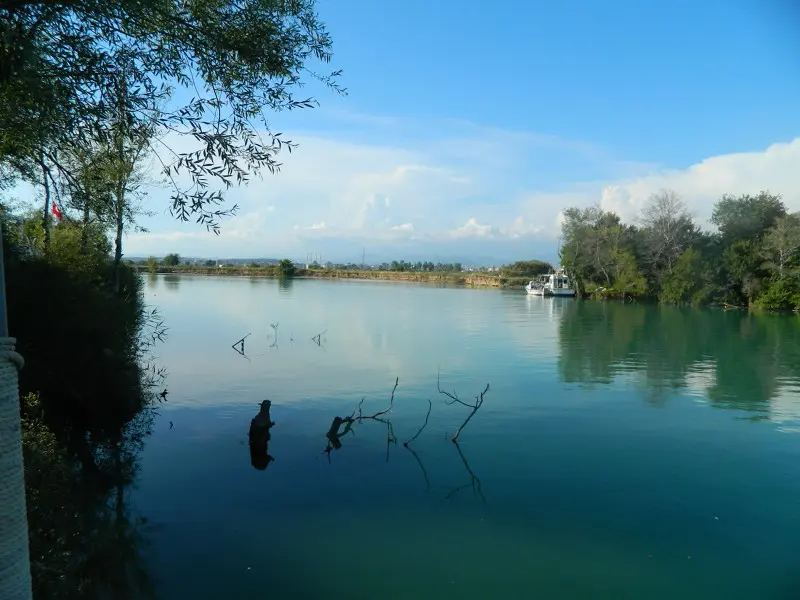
[385,260,463,272]
[560,189,800,309]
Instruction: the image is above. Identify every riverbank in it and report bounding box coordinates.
[135,265,524,288]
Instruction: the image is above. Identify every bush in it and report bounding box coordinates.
[754,277,800,311]
[278,258,296,277]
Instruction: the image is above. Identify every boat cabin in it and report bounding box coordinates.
[535,273,570,290]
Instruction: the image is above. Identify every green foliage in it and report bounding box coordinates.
[711,191,786,244]
[278,258,296,277]
[502,260,553,278]
[559,205,640,297]
[753,277,800,311]
[387,260,462,272]
[146,256,158,273]
[611,250,647,298]
[161,252,181,266]
[1,0,343,232]
[659,248,709,305]
[559,189,797,309]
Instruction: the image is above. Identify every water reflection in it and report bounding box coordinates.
[445,442,485,504]
[558,301,800,419]
[277,277,293,293]
[26,404,158,600]
[163,274,181,291]
[248,400,275,470]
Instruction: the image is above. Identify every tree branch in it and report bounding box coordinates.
[437,370,490,442]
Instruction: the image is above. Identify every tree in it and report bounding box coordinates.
[278,258,296,278]
[638,189,698,277]
[611,249,646,299]
[660,248,706,305]
[162,253,180,267]
[711,191,786,244]
[760,214,800,279]
[1,0,344,233]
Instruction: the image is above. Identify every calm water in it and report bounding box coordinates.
[132,274,800,599]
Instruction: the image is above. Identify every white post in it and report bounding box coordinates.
[0,222,33,600]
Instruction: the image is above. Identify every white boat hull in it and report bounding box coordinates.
[525,268,576,297]
[525,285,576,297]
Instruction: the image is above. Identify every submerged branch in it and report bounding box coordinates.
[437,370,490,442]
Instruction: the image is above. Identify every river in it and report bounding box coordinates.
[131,274,800,599]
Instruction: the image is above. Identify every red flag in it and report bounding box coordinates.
[51,202,63,221]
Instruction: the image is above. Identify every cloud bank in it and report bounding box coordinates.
[122,113,800,263]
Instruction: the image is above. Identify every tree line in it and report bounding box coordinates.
[385,260,463,272]
[560,190,800,310]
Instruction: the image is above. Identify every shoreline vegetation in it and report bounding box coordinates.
[137,264,512,288]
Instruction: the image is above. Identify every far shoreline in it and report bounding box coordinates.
[138,265,514,289]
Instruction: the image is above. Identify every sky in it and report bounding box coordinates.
[28,0,800,264]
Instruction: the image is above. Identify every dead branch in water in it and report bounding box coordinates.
[323,378,400,461]
[352,377,399,421]
[404,399,432,447]
[232,333,251,356]
[311,329,327,347]
[445,441,485,504]
[437,370,490,442]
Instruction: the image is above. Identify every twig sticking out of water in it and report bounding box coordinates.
[445,441,485,504]
[404,399,432,447]
[232,333,251,356]
[311,329,327,347]
[437,370,490,443]
[352,377,399,421]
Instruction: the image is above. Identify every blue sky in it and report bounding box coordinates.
[73,0,800,262]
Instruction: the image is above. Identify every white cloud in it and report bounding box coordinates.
[597,139,800,225]
[391,223,414,231]
[450,217,497,240]
[118,113,800,262]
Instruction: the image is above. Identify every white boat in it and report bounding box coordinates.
[525,268,576,297]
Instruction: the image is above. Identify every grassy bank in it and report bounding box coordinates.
[132,265,533,288]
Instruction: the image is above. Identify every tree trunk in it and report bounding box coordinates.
[113,189,124,295]
[40,156,51,253]
[80,201,90,254]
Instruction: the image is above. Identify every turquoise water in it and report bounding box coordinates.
[133,274,800,599]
